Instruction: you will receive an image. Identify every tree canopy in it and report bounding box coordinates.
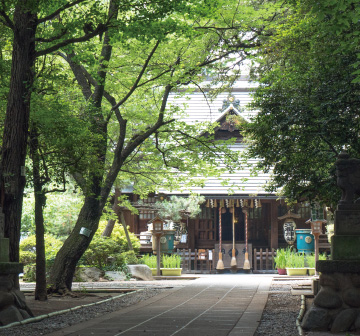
[245,0,360,207]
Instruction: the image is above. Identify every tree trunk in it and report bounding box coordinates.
[119,211,133,251]
[102,219,116,237]
[101,188,133,251]
[29,126,47,301]
[49,193,102,293]
[101,189,118,237]
[0,5,37,270]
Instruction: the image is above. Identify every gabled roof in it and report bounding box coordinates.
[168,88,256,126]
[159,80,275,197]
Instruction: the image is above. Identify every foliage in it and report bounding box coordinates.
[0,0,276,291]
[23,264,37,282]
[274,248,288,269]
[97,220,140,253]
[162,254,181,268]
[142,254,158,269]
[19,234,63,266]
[80,221,140,270]
[286,252,305,268]
[306,253,328,268]
[121,250,139,265]
[156,195,206,222]
[21,189,84,238]
[81,235,121,270]
[326,224,334,243]
[20,234,63,282]
[246,0,360,206]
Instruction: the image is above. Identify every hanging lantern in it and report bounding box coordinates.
[283,219,297,245]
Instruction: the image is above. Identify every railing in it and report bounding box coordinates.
[253,248,276,271]
[176,249,215,273]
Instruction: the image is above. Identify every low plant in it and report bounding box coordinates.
[274,248,287,269]
[122,250,139,265]
[142,254,157,268]
[286,252,305,268]
[306,254,316,268]
[162,254,181,268]
[306,253,328,268]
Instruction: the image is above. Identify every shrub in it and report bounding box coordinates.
[19,234,63,266]
[121,250,139,265]
[81,222,141,271]
[97,221,140,253]
[81,235,122,269]
[19,234,63,282]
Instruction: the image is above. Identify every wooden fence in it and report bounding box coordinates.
[176,249,215,273]
[253,248,276,271]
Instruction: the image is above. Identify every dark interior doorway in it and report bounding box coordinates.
[217,207,244,242]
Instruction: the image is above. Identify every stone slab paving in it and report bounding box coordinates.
[46,274,273,336]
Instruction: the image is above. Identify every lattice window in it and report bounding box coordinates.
[139,197,156,220]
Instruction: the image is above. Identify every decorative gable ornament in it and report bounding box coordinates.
[218,94,241,112]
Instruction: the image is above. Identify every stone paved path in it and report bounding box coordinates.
[46,274,273,336]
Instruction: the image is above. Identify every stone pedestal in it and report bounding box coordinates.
[302,261,360,333]
[0,238,33,325]
[302,204,360,333]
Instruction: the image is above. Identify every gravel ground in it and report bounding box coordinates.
[0,288,166,336]
[1,277,308,336]
[254,279,305,336]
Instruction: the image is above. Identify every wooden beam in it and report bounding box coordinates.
[270,200,279,249]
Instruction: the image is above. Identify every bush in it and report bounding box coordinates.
[122,250,139,265]
[80,222,142,271]
[19,234,63,266]
[19,234,63,282]
[98,221,140,253]
[81,235,122,269]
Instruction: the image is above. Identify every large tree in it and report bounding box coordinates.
[48,0,266,293]
[0,0,108,271]
[244,0,360,206]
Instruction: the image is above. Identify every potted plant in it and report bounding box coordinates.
[142,254,158,276]
[161,254,182,276]
[286,252,307,276]
[274,248,287,275]
[306,253,327,275]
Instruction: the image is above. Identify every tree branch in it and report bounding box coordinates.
[35,29,68,42]
[37,0,87,24]
[0,9,13,29]
[35,24,107,58]
[112,40,161,110]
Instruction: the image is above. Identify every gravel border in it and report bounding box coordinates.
[0,288,165,336]
[254,279,305,336]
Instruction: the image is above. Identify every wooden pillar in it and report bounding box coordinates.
[270,200,279,249]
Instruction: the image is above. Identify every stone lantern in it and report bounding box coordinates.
[149,216,165,276]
